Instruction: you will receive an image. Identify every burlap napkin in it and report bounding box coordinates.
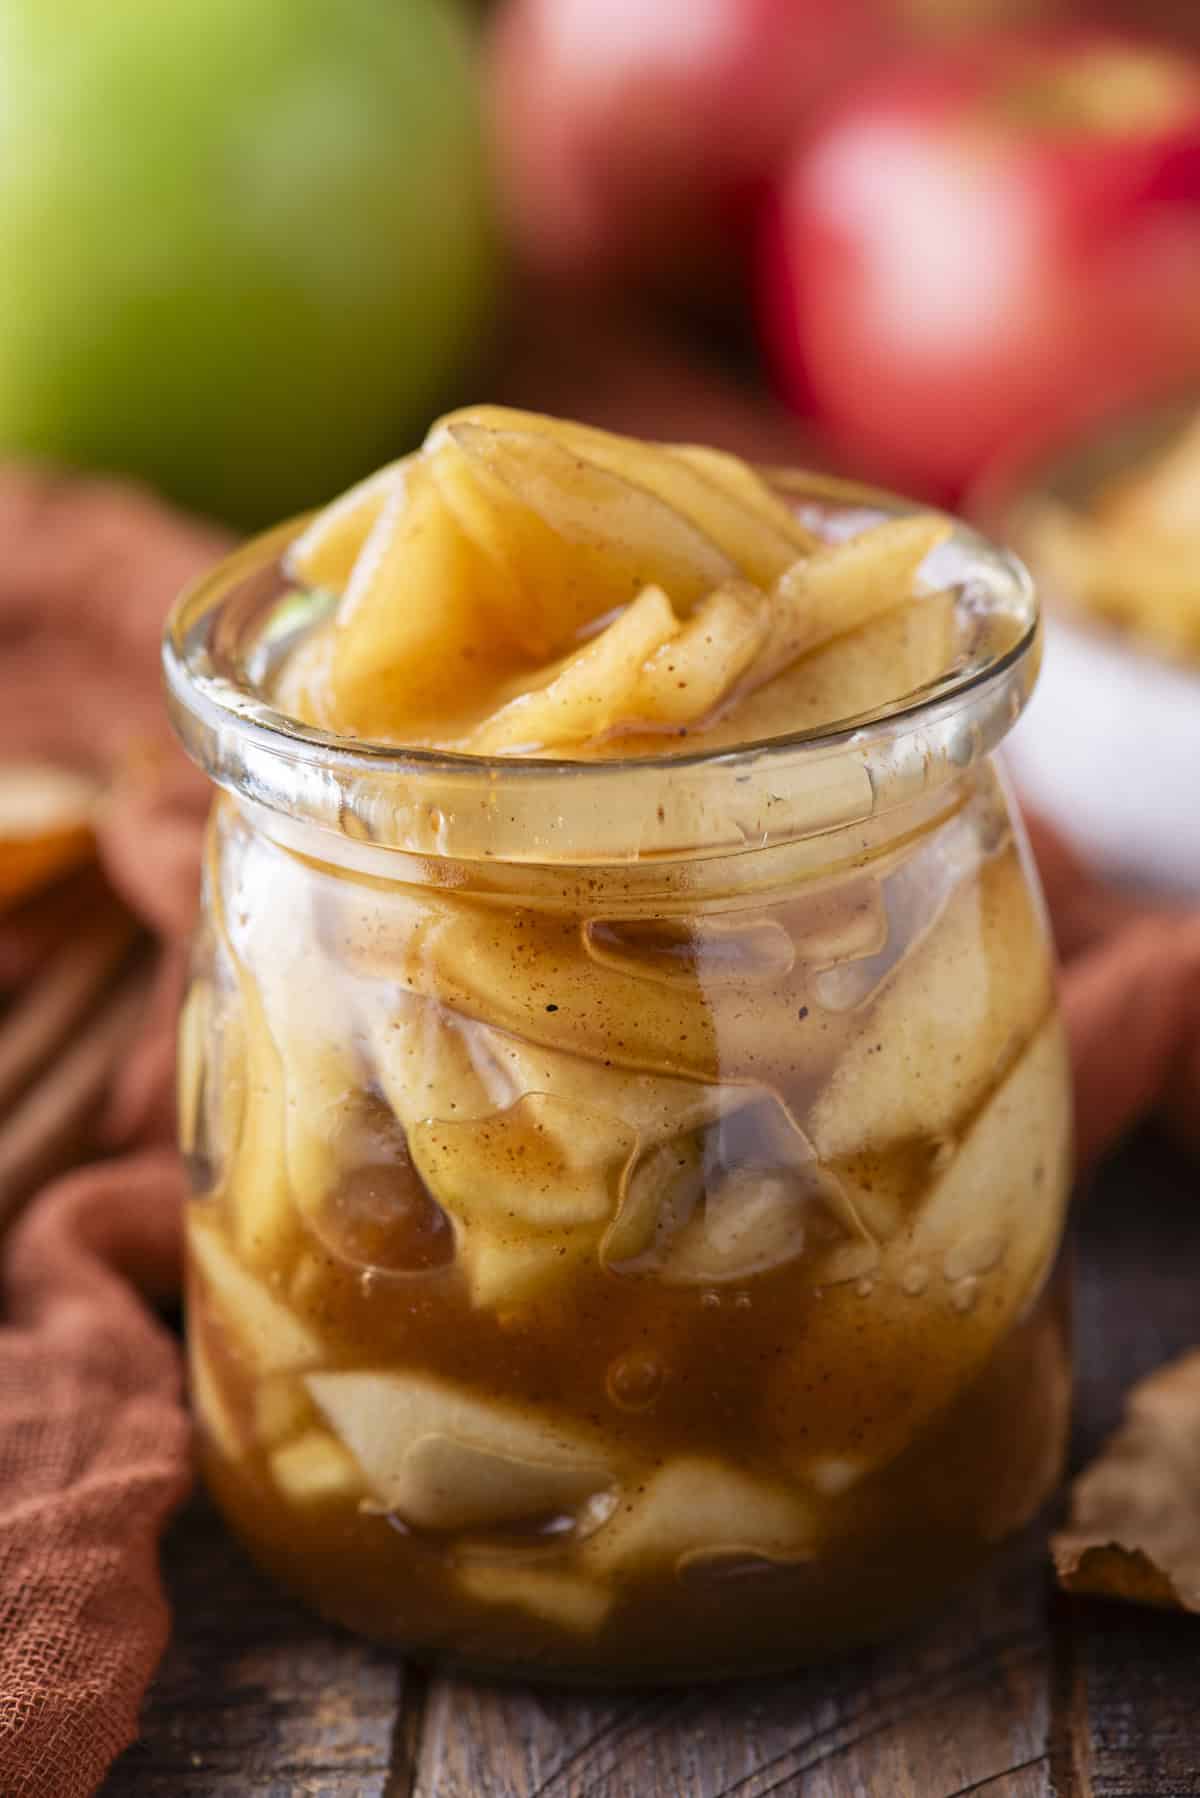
[0,433,1196,1794]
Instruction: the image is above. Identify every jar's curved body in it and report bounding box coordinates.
[169,478,1071,1682]
[179,764,1070,1680]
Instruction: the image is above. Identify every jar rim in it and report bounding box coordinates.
[163,476,1039,866]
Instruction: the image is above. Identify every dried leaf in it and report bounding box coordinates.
[1053,1349,1200,1611]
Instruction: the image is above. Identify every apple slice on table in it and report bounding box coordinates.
[0,764,97,909]
[760,29,1200,500]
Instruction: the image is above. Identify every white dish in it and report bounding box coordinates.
[1008,612,1200,893]
[972,390,1200,894]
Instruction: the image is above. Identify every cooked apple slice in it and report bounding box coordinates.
[286,458,407,593]
[305,1370,622,1531]
[697,587,957,750]
[663,1168,820,1285]
[768,1015,1070,1484]
[188,1212,322,1374]
[627,581,769,732]
[409,1093,637,1307]
[188,1328,243,1463]
[463,577,771,752]
[227,856,368,1268]
[223,972,295,1269]
[1102,413,1200,538]
[462,584,680,753]
[326,455,523,742]
[360,985,733,1150]
[582,1458,815,1577]
[903,1012,1071,1294]
[455,1562,612,1635]
[177,979,209,1163]
[254,1375,312,1450]
[809,844,1054,1161]
[358,989,511,1129]
[757,514,949,687]
[602,1096,876,1286]
[441,406,814,581]
[669,444,818,567]
[269,1430,363,1506]
[335,880,848,1094]
[448,421,733,613]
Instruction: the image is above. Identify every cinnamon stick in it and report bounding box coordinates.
[0,906,137,1115]
[0,964,149,1232]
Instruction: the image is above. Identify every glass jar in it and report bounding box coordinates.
[165,479,1072,1683]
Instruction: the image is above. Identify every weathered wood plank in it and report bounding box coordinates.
[1063,1134,1200,1798]
[102,1498,407,1797]
[411,1540,1053,1798]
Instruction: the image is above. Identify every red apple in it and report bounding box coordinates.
[759,30,1200,499]
[486,0,1080,293]
[487,0,890,287]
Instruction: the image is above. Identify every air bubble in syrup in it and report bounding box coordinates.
[606,1351,665,1413]
[952,1276,980,1314]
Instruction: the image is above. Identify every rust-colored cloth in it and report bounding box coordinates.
[0,470,227,1798]
[0,439,1196,1795]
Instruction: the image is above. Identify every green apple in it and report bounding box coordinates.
[0,0,496,526]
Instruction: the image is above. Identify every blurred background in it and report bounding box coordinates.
[2,0,1200,525]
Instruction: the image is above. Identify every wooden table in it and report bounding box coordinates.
[103,1130,1200,1797]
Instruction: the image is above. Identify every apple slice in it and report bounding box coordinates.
[462,584,680,753]
[689,587,957,750]
[627,581,769,732]
[176,979,210,1164]
[446,419,735,611]
[359,989,511,1130]
[409,1093,637,1307]
[758,513,949,685]
[903,1011,1071,1292]
[223,972,294,1270]
[582,1458,815,1578]
[768,1013,1070,1485]
[338,877,848,1094]
[286,458,408,593]
[602,1095,876,1287]
[309,453,524,743]
[269,1430,363,1507]
[306,1369,623,1532]
[455,1561,612,1635]
[809,843,1053,1160]
[439,407,815,581]
[670,444,818,564]
[0,763,97,908]
[188,1328,243,1463]
[189,1212,322,1374]
[254,1375,312,1451]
